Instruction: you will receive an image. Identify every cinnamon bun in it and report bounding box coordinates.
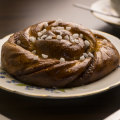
[1,20,119,88]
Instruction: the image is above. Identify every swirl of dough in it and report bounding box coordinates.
[1,20,119,88]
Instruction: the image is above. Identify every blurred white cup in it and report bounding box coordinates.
[111,0,120,15]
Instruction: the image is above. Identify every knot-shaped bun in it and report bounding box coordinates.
[1,20,119,88]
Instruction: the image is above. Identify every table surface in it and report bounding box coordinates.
[0,0,120,120]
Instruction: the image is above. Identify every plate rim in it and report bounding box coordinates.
[0,30,120,99]
[91,0,120,26]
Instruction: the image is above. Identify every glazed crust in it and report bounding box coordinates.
[1,20,119,88]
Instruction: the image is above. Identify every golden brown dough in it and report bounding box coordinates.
[1,20,119,88]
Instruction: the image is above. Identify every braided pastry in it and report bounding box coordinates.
[1,20,119,88]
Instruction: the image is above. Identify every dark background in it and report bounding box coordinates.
[1,0,120,38]
[0,0,120,120]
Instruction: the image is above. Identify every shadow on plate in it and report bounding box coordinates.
[97,23,120,38]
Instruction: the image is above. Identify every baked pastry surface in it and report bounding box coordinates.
[1,20,119,88]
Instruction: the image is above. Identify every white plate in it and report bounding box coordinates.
[91,0,120,26]
[0,30,120,99]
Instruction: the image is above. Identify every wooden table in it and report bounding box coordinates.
[0,0,120,119]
